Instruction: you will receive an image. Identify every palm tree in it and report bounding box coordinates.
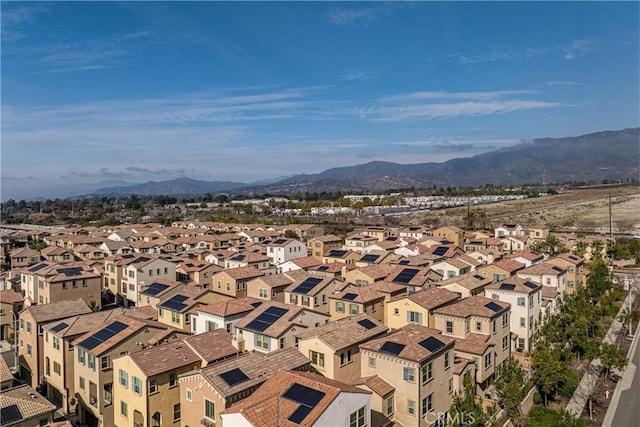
[543,234,562,256]
[573,241,588,258]
[591,239,605,260]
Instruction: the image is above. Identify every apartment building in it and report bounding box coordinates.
[121,256,177,308]
[175,260,221,287]
[546,253,587,295]
[191,297,262,335]
[262,238,307,265]
[180,348,310,427]
[211,266,265,299]
[385,287,460,330]
[246,273,295,302]
[516,263,567,298]
[296,314,387,384]
[360,324,456,427]
[156,285,219,333]
[284,273,339,315]
[18,299,92,388]
[0,384,56,426]
[484,278,542,352]
[433,225,464,248]
[220,370,371,427]
[308,235,343,260]
[433,296,511,390]
[9,247,41,268]
[477,259,526,282]
[0,289,24,341]
[436,272,492,299]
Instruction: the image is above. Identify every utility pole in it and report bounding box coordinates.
[609,191,613,238]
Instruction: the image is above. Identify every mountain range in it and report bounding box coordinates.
[91,128,639,197]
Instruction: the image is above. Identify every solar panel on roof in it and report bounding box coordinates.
[273,239,287,245]
[473,274,485,280]
[485,301,503,313]
[282,383,326,424]
[379,341,405,356]
[28,263,47,272]
[292,277,323,294]
[56,267,84,276]
[79,320,128,350]
[219,368,250,386]
[499,284,516,291]
[524,282,538,289]
[244,306,289,333]
[50,322,68,333]
[143,283,170,296]
[1,404,22,424]
[79,336,102,350]
[393,268,420,284]
[250,301,263,308]
[399,260,410,265]
[317,266,329,271]
[161,300,188,311]
[328,250,347,257]
[419,336,446,352]
[360,254,379,263]
[433,246,449,256]
[552,266,564,272]
[357,319,377,330]
[343,293,358,301]
[231,255,245,261]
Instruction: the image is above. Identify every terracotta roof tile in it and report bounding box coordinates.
[434,295,510,318]
[295,314,387,350]
[23,299,92,323]
[360,324,455,362]
[0,289,24,304]
[354,375,394,397]
[0,384,56,423]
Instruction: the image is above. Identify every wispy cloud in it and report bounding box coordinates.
[449,39,599,65]
[329,3,405,26]
[348,90,560,122]
[546,80,581,87]
[339,70,375,82]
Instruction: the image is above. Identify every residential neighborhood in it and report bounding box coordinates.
[0,218,634,427]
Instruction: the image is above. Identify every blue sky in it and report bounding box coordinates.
[2,1,639,200]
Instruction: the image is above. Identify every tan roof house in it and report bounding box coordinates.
[0,384,56,427]
[385,287,460,330]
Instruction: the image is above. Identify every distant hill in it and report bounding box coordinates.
[91,128,639,197]
[93,177,247,196]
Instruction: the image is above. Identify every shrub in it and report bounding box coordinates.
[558,368,579,398]
[533,392,543,405]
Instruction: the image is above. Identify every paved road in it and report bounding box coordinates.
[603,330,640,427]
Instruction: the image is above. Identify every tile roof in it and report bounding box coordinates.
[485,277,542,294]
[183,329,238,363]
[354,375,394,397]
[43,308,129,338]
[234,301,311,338]
[360,324,455,362]
[434,295,510,318]
[221,370,370,427]
[403,287,460,310]
[350,264,397,281]
[295,314,387,350]
[218,266,265,280]
[454,334,493,355]
[288,256,323,269]
[23,299,92,323]
[284,274,335,297]
[72,315,151,356]
[329,285,386,304]
[485,259,526,273]
[157,285,210,313]
[438,272,492,291]
[191,347,311,398]
[0,289,24,304]
[518,263,565,276]
[128,340,201,377]
[0,384,56,425]
[197,297,261,317]
[311,234,342,243]
[505,250,544,261]
[0,356,13,384]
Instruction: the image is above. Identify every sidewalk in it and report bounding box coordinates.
[565,290,636,417]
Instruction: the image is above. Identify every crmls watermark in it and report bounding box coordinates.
[423,411,477,426]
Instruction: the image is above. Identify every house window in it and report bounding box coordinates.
[173,403,181,422]
[259,288,268,298]
[476,321,482,332]
[386,395,394,416]
[120,401,128,418]
[502,313,509,326]
[88,354,96,371]
[403,367,415,382]
[78,349,86,365]
[310,351,325,368]
[206,321,216,331]
[492,319,497,334]
[444,351,450,369]
[53,336,60,350]
[118,369,128,387]
[519,317,526,327]
[349,406,366,427]
[104,383,113,406]
[151,413,160,427]
[503,335,509,350]
[518,338,525,350]
[290,294,298,304]
[368,356,376,368]
[340,350,352,366]
[449,378,454,393]
[186,389,193,402]
[422,361,433,384]
[79,376,85,390]
[517,297,525,306]
[101,356,110,370]
[130,376,141,395]
[422,393,434,415]
[26,344,32,356]
[394,308,399,316]
[349,304,359,315]
[407,311,423,324]
[302,296,310,307]
[445,321,453,334]
[26,322,32,334]
[169,373,177,387]
[53,362,61,375]
[205,399,215,420]
[407,399,416,415]
[279,337,285,349]
[148,377,157,394]
[171,311,180,323]
[484,352,492,370]
[255,334,270,350]
[336,302,345,313]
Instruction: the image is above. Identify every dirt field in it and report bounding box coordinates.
[406,186,640,233]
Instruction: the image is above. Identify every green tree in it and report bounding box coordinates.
[284,229,299,239]
[531,343,568,406]
[618,307,634,337]
[494,357,528,427]
[448,374,487,427]
[599,342,627,385]
[573,241,588,258]
[591,239,605,260]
